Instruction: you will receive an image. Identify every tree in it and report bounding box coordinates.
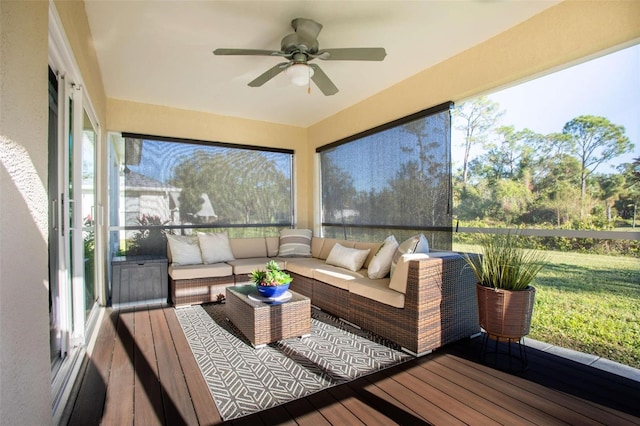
[171,151,208,222]
[616,158,640,227]
[170,149,290,225]
[453,97,504,186]
[562,115,634,215]
[320,156,357,222]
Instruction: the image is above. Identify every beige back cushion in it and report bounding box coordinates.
[311,237,325,258]
[265,237,280,257]
[318,239,356,260]
[354,242,381,268]
[229,237,267,259]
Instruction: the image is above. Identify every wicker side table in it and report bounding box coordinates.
[225,285,311,347]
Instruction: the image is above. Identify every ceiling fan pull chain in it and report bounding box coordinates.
[307,66,312,94]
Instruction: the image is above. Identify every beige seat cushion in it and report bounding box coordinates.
[229,237,268,259]
[282,258,326,278]
[312,265,366,290]
[169,263,232,280]
[350,278,404,308]
[227,258,284,275]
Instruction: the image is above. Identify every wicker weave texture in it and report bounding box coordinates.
[225,286,311,347]
[170,276,234,307]
[350,255,479,354]
[477,284,535,339]
[311,280,350,320]
[288,272,313,298]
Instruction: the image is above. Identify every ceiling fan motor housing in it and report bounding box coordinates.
[281,33,319,56]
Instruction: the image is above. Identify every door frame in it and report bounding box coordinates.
[48,3,104,421]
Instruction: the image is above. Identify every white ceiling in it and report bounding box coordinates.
[84,1,558,128]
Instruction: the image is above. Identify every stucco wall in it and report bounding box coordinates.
[0,1,53,425]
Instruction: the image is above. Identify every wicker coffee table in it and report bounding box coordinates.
[225,284,311,347]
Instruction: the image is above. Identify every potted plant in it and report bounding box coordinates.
[464,232,547,340]
[249,260,293,298]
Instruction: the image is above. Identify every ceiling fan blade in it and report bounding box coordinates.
[248,62,289,87]
[318,48,387,61]
[291,18,323,45]
[309,64,338,96]
[214,48,283,57]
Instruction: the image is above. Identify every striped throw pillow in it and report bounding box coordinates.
[278,229,312,257]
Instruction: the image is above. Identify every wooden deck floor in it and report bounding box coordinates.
[65,305,640,425]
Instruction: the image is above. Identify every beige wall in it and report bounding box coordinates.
[0,1,53,424]
[53,0,107,125]
[309,1,640,146]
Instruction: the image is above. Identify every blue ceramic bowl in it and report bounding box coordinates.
[257,283,289,298]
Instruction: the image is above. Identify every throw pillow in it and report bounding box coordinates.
[279,228,312,257]
[389,253,431,293]
[367,235,399,279]
[166,234,203,266]
[325,243,371,272]
[197,232,235,264]
[390,234,429,277]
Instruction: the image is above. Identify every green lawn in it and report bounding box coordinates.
[454,243,640,369]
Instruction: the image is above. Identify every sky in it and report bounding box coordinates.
[452,43,640,174]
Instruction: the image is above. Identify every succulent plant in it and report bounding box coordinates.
[249,260,292,287]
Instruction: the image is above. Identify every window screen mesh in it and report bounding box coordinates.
[319,104,453,248]
[109,134,293,256]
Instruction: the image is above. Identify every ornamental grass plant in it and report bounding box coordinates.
[465,232,548,291]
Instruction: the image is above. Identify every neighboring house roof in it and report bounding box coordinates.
[124,170,181,193]
[196,193,217,219]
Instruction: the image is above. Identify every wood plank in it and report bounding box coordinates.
[306,388,365,425]
[372,367,465,425]
[149,307,199,425]
[67,309,117,425]
[283,396,331,426]
[410,360,536,426]
[133,307,164,425]
[256,404,297,426]
[354,370,429,424]
[163,307,223,425]
[451,337,640,418]
[68,307,640,426]
[101,310,135,425]
[392,366,502,425]
[329,380,412,426]
[428,354,582,425]
[438,349,640,425]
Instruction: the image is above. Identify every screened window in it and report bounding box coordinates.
[318,102,453,248]
[108,133,293,256]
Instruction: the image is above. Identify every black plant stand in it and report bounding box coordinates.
[480,332,529,373]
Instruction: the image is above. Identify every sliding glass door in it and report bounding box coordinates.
[48,69,98,371]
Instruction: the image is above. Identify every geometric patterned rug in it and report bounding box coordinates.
[175,303,413,420]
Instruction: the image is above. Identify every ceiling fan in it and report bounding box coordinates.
[213,18,386,96]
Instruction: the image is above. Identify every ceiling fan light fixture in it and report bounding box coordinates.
[287,63,314,86]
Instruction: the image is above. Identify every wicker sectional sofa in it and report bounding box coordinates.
[168,235,480,355]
